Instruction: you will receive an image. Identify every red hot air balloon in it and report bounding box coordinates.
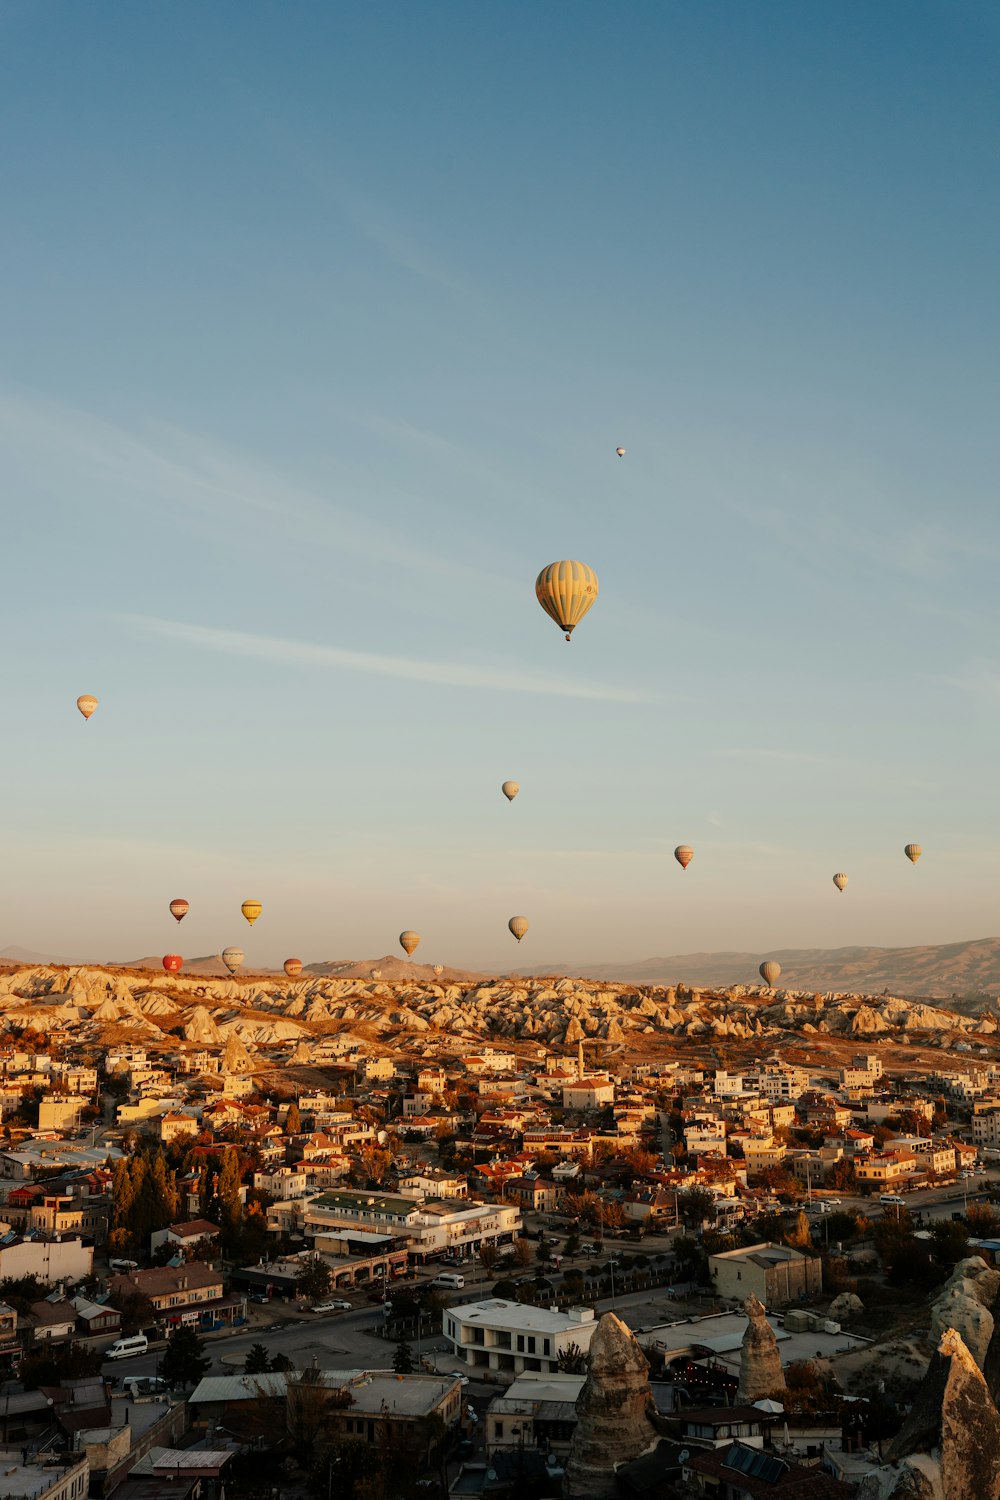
[284,958,303,978]
[162,954,183,974]
[169,898,189,924]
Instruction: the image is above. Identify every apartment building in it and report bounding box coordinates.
[296,1189,521,1260]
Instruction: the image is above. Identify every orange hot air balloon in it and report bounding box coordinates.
[674,845,694,870]
[169,898,189,924]
[162,954,183,974]
[399,930,420,957]
[284,958,303,978]
[76,695,98,720]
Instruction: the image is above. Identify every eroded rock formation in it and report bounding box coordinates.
[563,1313,659,1499]
[737,1294,785,1402]
[859,1327,1000,1500]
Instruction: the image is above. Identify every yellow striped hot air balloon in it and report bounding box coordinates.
[535,560,599,641]
[759,961,781,987]
[501,781,519,803]
[508,916,529,942]
[241,899,263,926]
[904,843,922,864]
[833,872,848,892]
[399,930,420,957]
[76,695,98,720]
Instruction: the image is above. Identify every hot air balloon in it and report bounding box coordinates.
[833,872,848,892]
[508,915,529,943]
[284,958,303,978]
[169,898,189,924]
[433,964,444,977]
[162,954,183,974]
[759,961,781,987]
[615,447,626,458]
[76,695,98,721]
[501,781,520,803]
[535,560,599,641]
[241,900,262,927]
[222,947,244,974]
[674,845,694,870]
[371,968,382,980]
[399,931,420,957]
[904,844,922,864]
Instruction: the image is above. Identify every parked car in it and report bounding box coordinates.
[312,1299,352,1313]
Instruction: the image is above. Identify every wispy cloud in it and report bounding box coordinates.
[125,614,658,703]
[0,389,488,583]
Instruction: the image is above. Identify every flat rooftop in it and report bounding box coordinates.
[637,1312,867,1370]
[348,1374,459,1418]
[0,1452,85,1500]
[309,1191,419,1217]
[451,1299,595,1334]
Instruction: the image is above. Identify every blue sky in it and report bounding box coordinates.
[2,1,999,971]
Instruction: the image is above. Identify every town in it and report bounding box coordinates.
[0,962,994,1499]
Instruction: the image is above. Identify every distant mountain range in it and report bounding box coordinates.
[7,937,1000,1001]
[516,938,1000,998]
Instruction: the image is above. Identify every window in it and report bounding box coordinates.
[516,1335,524,1352]
[543,1339,550,1356]
[527,1337,535,1354]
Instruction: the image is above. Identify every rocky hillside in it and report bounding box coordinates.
[0,963,995,1060]
[516,936,1000,1001]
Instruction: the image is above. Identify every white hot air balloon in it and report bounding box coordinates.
[508,915,529,943]
[222,946,244,974]
[501,781,519,803]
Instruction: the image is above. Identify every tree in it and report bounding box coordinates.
[19,1342,102,1389]
[511,1237,533,1267]
[285,1102,301,1135]
[535,1239,551,1265]
[393,1339,415,1374]
[477,1242,498,1276]
[295,1255,333,1301]
[556,1340,589,1374]
[678,1187,715,1229]
[160,1326,210,1389]
[786,1210,812,1248]
[245,1343,272,1374]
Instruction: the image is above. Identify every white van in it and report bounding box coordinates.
[106,1334,148,1360]
[431,1272,465,1290]
[879,1194,906,1206]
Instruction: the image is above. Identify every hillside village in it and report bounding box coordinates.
[0,962,998,1498]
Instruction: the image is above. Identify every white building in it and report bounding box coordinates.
[562,1078,615,1111]
[757,1069,810,1101]
[298,1189,521,1260]
[443,1299,596,1377]
[684,1122,727,1156]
